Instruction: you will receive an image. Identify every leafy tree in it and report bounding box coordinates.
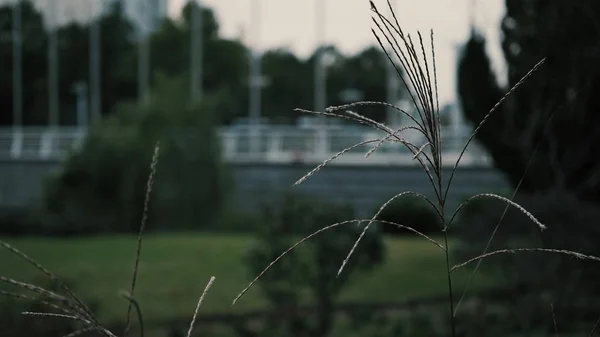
[150,2,219,77]
[149,2,248,124]
[457,2,600,328]
[455,191,600,333]
[99,2,137,117]
[260,48,312,123]
[244,194,384,337]
[328,46,404,122]
[0,1,48,126]
[258,44,406,124]
[458,1,600,200]
[57,22,89,125]
[41,74,231,235]
[373,196,443,236]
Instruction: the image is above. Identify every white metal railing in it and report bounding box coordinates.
[0,127,87,160]
[0,126,493,166]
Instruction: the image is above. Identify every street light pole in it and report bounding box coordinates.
[11,0,22,158]
[90,0,101,122]
[385,0,400,127]
[48,0,59,128]
[314,0,327,156]
[138,1,150,104]
[12,0,22,130]
[190,0,203,102]
[248,0,262,156]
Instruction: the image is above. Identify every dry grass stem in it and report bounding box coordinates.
[62,327,98,337]
[232,218,442,305]
[447,193,546,231]
[442,58,546,203]
[125,142,161,336]
[121,291,145,337]
[453,83,593,317]
[294,138,390,186]
[21,312,117,337]
[0,240,96,321]
[0,276,88,318]
[590,316,600,336]
[365,126,422,158]
[337,191,442,277]
[325,101,424,128]
[452,248,600,272]
[186,276,216,337]
[551,302,559,337]
[0,290,81,317]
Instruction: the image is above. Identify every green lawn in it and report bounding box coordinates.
[0,234,497,324]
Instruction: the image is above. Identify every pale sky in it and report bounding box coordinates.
[8,0,507,106]
[170,0,507,105]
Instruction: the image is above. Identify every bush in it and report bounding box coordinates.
[40,74,232,235]
[243,193,385,337]
[373,196,442,236]
[0,207,45,236]
[454,190,600,318]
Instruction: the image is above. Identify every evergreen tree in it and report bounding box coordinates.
[458,1,600,200]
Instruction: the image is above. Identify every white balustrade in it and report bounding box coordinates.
[0,125,492,167]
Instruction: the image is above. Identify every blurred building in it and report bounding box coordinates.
[2,0,169,34]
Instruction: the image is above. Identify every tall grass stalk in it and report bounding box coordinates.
[0,142,163,337]
[186,276,216,337]
[124,142,161,337]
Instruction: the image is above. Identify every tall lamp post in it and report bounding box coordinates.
[314,0,327,157]
[138,0,150,104]
[191,0,203,102]
[385,0,400,127]
[90,0,101,122]
[248,0,262,157]
[48,0,59,129]
[11,0,22,158]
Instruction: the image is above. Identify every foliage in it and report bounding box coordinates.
[373,195,443,236]
[40,74,231,234]
[244,194,385,337]
[455,190,600,305]
[1,235,478,323]
[0,278,99,337]
[457,4,600,330]
[0,1,409,127]
[0,0,48,125]
[328,46,404,122]
[0,207,44,236]
[150,3,249,124]
[458,1,600,201]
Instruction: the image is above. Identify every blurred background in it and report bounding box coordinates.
[1,0,600,336]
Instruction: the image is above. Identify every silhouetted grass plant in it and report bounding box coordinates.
[2,1,600,337]
[233,1,600,336]
[0,142,215,337]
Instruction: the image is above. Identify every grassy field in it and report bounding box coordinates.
[0,233,497,325]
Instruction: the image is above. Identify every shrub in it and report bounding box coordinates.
[373,196,442,236]
[0,207,45,236]
[40,74,232,235]
[243,193,385,337]
[454,191,600,310]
